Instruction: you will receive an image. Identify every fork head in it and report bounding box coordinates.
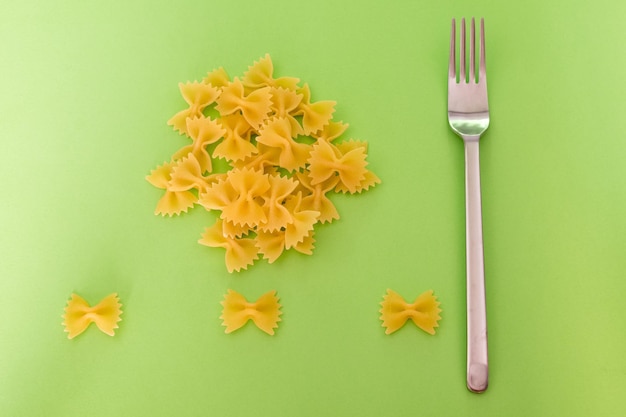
[447,18,489,140]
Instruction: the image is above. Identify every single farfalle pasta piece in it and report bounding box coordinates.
[213,114,258,162]
[148,54,379,272]
[168,82,220,135]
[146,162,197,216]
[221,167,271,227]
[62,293,123,339]
[220,289,282,335]
[297,171,340,224]
[172,116,225,173]
[168,154,209,193]
[307,139,368,193]
[243,54,300,90]
[283,192,320,249]
[259,173,299,232]
[198,219,259,272]
[379,289,442,335]
[270,87,303,117]
[256,117,311,172]
[295,83,336,135]
[215,78,272,128]
[269,87,304,135]
[333,140,381,193]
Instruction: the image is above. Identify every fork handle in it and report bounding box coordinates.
[463,138,489,393]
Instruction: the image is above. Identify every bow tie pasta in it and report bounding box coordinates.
[62,293,123,339]
[379,290,442,335]
[147,54,380,272]
[220,289,282,335]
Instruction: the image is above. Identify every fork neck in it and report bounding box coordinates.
[461,134,481,143]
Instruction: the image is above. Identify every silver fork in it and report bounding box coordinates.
[447,17,490,393]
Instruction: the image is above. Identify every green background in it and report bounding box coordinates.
[1,0,625,415]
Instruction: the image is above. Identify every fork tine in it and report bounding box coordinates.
[479,18,486,81]
[449,18,456,80]
[470,18,476,83]
[460,18,466,83]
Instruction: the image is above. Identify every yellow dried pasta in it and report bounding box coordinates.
[307,139,369,194]
[62,293,123,339]
[172,116,226,173]
[213,114,257,162]
[147,54,380,272]
[215,78,272,128]
[243,54,300,90]
[256,117,311,172]
[379,289,442,335]
[146,161,197,216]
[198,219,259,273]
[220,289,282,335]
[168,82,220,135]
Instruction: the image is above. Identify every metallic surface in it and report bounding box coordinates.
[447,17,490,393]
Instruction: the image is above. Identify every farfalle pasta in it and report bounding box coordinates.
[199,219,259,272]
[147,54,380,272]
[307,139,368,194]
[220,289,282,335]
[146,161,197,215]
[256,117,311,171]
[168,82,220,135]
[379,289,442,335]
[62,293,123,339]
[172,116,226,173]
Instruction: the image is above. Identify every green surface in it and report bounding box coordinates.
[1,0,625,416]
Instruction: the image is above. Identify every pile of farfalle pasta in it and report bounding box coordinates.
[147,55,379,272]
